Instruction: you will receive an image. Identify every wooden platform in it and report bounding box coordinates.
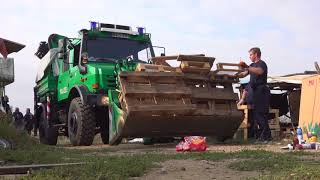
[236,105,280,141]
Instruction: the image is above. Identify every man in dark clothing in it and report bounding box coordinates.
[13,107,24,130]
[238,47,272,142]
[24,108,36,135]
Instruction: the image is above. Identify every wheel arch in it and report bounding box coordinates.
[68,85,89,105]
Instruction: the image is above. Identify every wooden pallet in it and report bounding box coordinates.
[211,63,243,83]
[177,55,215,74]
[180,61,212,74]
[135,63,182,73]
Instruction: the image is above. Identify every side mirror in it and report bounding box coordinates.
[79,52,88,74]
[160,53,165,56]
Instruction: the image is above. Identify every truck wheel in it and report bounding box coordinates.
[39,108,58,145]
[68,97,95,146]
[96,108,109,144]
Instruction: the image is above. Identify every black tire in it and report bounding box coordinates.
[68,97,95,146]
[39,108,58,145]
[96,108,109,144]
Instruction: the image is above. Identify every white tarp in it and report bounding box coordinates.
[0,57,14,86]
[35,48,60,82]
[267,74,317,85]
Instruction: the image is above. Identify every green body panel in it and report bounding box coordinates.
[57,63,119,101]
[35,68,57,102]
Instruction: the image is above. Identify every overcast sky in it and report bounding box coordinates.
[1,0,319,112]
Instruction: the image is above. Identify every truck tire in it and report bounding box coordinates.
[39,108,58,145]
[68,97,95,146]
[96,108,109,144]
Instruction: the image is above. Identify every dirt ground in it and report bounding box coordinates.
[135,159,263,180]
[58,141,298,179]
[62,142,287,154]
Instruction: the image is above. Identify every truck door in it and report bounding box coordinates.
[57,49,73,101]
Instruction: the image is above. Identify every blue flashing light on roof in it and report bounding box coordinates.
[90,21,98,30]
[137,27,144,35]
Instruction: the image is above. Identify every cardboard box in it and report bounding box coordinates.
[298,75,320,139]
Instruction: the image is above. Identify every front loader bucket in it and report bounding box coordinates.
[108,55,244,145]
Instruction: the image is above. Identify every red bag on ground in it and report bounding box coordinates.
[176,136,207,152]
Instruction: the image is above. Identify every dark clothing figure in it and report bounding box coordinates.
[249,60,271,140]
[24,112,36,135]
[13,110,24,129]
[1,95,10,113]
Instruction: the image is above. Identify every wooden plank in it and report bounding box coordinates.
[180,61,212,74]
[216,63,242,70]
[237,104,253,110]
[119,71,184,78]
[181,67,211,74]
[177,55,215,64]
[135,63,182,73]
[191,87,239,100]
[0,162,85,175]
[122,84,192,95]
[127,104,196,112]
[183,74,210,81]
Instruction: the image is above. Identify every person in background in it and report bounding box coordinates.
[24,108,35,135]
[12,107,24,130]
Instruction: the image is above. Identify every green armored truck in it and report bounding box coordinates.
[34,22,243,146]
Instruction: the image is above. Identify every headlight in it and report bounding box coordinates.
[101,96,109,105]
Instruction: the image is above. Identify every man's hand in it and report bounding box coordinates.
[239,61,249,69]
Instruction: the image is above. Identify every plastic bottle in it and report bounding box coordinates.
[296,127,304,144]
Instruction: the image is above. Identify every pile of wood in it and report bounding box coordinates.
[111,54,244,141]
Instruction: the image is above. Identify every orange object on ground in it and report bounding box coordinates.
[176,136,207,152]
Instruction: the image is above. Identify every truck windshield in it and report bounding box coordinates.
[86,37,152,62]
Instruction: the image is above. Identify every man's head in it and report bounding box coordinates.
[249,47,261,62]
[81,52,88,64]
[15,107,19,112]
[26,108,30,114]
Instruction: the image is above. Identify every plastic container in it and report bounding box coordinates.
[296,127,304,144]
